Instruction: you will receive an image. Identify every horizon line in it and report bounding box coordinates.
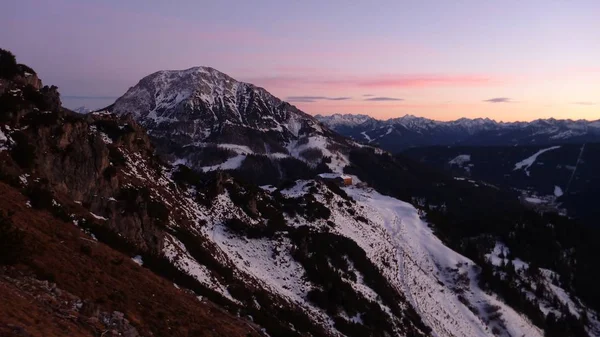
[62,95,119,100]
[314,112,600,124]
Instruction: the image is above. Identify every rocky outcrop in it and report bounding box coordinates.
[39,85,60,110]
[13,73,43,91]
[0,70,166,253]
[0,48,42,93]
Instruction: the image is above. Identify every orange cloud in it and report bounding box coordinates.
[356,75,495,88]
[246,73,501,91]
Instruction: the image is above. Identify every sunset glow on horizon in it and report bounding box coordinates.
[2,0,599,121]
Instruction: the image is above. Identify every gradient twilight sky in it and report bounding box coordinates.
[2,0,599,121]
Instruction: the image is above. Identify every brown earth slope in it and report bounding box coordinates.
[0,181,261,337]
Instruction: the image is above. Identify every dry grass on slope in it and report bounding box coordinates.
[0,181,262,337]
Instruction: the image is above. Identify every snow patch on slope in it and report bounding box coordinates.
[554,185,564,197]
[163,234,237,303]
[0,129,7,152]
[485,242,529,271]
[131,255,144,266]
[287,135,350,173]
[201,155,246,172]
[513,146,561,176]
[449,154,471,166]
[525,197,547,204]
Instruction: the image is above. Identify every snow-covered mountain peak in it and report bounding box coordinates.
[114,66,268,120]
[72,106,91,114]
[391,114,441,130]
[110,67,357,178]
[110,66,324,141]
[314,113,374,128]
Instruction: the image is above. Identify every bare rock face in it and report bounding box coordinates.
[1,81,166,254]
[13,73,43,90]
[98,311,140,337]
[39,85,61,110]
[0,48,43,94]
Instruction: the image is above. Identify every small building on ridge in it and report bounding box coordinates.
[317,173,353,186]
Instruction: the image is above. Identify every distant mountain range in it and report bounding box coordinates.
[316,113,600,152]
[72,106,91,114]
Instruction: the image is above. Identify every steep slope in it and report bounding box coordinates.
[343,147,600,337]
[345,187,543,337]
[317,113,600,152]
[110,67,354,184]
[0,182,262,337]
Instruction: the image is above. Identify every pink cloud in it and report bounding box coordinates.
[245,73,501,91]
[355,74,495,88]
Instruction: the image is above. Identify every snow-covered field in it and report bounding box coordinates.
[449,154,471,166]
[449,154,474,173]
[514,146,561,176]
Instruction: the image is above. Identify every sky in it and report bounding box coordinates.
[2,0,599,121]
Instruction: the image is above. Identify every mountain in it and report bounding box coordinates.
[316,113,600,152]
[403,143,600,228]
[3,49,600,337]
[108,67,354,185]
[73,106,92,114]
[107,65,600,336]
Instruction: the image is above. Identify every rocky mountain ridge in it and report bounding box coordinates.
[317,113,600,152]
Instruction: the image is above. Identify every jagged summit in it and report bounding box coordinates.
[317,113,600,152]
[318,113,600,129]
[112,66,319,138]
[313,113,373,128]
[112,66,313,134]
[110,67,355,181]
